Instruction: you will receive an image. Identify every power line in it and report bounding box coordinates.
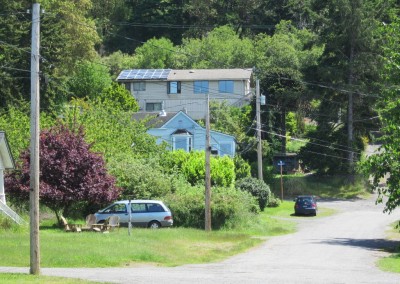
[260,128,358,154]
[0,65,32,73]
[112,21,276,30]
[302,150,352,161]
[264,74,381,98]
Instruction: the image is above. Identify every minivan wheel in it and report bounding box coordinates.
[148,221,161,229]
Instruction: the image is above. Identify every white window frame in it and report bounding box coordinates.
[172,134,193,152]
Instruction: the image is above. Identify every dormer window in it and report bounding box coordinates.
[172,129,193,152]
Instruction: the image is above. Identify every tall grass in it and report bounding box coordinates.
[0,273,100,283]
[377,221,400,273]
[270,174,370,199]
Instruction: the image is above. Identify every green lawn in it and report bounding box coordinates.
[0,273,101,283]
[270,174,370,199]
[0,227,263,267]
[0,201,339,284]
[0,201,335,268]
[377,221,400,273]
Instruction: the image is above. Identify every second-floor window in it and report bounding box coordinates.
[219,80,234,93]
[168,81,181,94]
[194,81,209,94]
[146,102,162,111]
[133,81,146,91]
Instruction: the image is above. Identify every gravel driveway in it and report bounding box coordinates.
[2,194,400,283]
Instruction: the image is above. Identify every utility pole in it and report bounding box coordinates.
[205,93,211,231]
[348,92,354,168]
[256,79,263,180]
[29,2,41,275]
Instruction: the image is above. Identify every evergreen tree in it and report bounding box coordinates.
[300,0,395,174]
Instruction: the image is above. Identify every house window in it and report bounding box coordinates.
[219,80,234,93]
[124,83,130,91]
[173,134,193,152]
[211,147,219,156]
[168,81,181,94]
[220,143,232,156]
[194,81,209,94]
[133,81,146,91]
[146,102,162,111]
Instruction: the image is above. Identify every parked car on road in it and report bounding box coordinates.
[294,195,318,216]
[95,200,173,228]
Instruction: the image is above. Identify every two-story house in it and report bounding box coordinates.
[117,68,253,120]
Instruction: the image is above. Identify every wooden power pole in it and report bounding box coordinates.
[205,93,211,231]
[256,79,263,180]
[29,2,41,275]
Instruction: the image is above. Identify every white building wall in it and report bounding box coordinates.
[127,78,252,120]
[0,155,5,204]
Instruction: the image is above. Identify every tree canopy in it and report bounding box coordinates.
[5,124,121,222]
[2,0,400,216]
[361,16,400,213]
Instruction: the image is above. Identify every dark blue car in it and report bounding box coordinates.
[294,195,317,216]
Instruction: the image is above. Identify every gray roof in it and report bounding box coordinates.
[167,69,252,81]
[117,68,252,81]
[131,112,178,128]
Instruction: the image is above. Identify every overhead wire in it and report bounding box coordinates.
[1,10,384,163]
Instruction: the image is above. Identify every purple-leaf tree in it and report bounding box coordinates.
[5,124,121,223]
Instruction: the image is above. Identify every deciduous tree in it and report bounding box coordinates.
[5,124,121,222]
[361,15,400,213]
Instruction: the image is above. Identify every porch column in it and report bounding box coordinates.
[0,168,5,204]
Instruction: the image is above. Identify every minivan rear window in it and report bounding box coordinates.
[147,203,165,212]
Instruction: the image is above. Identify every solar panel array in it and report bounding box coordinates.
[117,69,172,80]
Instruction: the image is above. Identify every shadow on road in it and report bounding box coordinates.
[319,238,400,252]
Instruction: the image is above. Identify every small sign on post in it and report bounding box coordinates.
[277,160,285,201]
[128,199,132,236]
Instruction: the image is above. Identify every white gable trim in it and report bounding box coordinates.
[0,132,15,169]
[161,111,200,129]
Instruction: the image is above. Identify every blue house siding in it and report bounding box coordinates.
[147,112,236,157]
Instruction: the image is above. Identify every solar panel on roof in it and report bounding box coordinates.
[117,69,172,80]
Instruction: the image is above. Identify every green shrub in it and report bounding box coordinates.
[159,150,189,174]
[0,216,13,230]
[0,214,28,232]
[164,184,258,229]
[267,194,281,208]
[107,156,174,199]
[181,151,236,187]
[236,177,271,211]
[233,155,251,180]
[98,82,139,111]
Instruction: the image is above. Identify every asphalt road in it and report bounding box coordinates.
[2,194,400,283]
